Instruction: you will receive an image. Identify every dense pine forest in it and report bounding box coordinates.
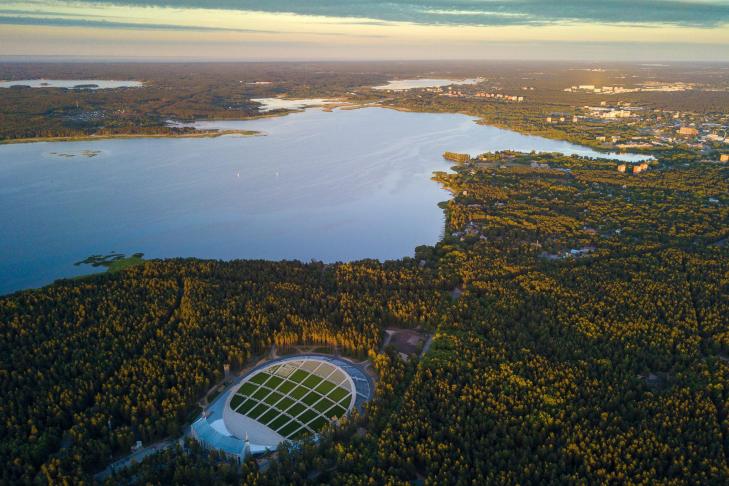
[1,150,728,484]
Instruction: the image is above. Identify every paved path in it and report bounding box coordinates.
[95,438,180,481]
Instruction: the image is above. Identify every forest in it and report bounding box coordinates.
[3,61,728,144]
[0,62,388,141]
[0,258,446,483]
[1,144,727,484]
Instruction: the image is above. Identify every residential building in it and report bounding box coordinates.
[678,126,699,136]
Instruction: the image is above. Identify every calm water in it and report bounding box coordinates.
[0,107,648,295]
[0,79,142,89]
[373,78,484,90]
[252,98,337,112]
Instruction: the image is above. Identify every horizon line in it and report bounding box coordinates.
[3,56,729,65]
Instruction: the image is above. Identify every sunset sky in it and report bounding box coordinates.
[2,0,729,61]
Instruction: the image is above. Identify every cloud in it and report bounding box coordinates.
[3,1,728,61]
[0,15,271,32]
[0,10,387,37]
[30,0,729,28]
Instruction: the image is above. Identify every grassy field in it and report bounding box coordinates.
[68,252,146,283]
[106,255,145,273]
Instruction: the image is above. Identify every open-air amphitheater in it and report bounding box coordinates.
[192,355,373,459]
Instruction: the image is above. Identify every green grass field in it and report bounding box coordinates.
[259,409,280,425]
[329,387,349,403]
[301,391,323,406]
[314,380,335,395]
[253,387,271,400]
[263,391,283,406]
[237,399,257,414]
[302,375,323,389]
[278,421,301,437]
[308,416,329,430]
[277,381,296,394]
[275,397,295,411]
[313,397,335,414]
[325,404,347,419]
[248,403,269,419]
[106,254,145,273]
[249,373,268,385]
[289,370,308,383]
[286,403,306,417]
[298,409,318,424]
[229,359,356,440]
[265,375,284,389]
[230,394,244,409]
[290,385,308,400]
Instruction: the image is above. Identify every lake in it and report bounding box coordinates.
[0,107,648,295]
[0,79,143,89]
[252,98,339,112]
[373,78,484,90]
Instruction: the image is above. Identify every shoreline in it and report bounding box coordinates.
[0,102,658,160]
[0,129,262,145]
[370,102,662,156]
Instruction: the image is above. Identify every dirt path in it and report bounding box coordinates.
[420,335,434,358]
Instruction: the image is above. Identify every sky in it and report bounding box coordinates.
[1,1,729,61]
